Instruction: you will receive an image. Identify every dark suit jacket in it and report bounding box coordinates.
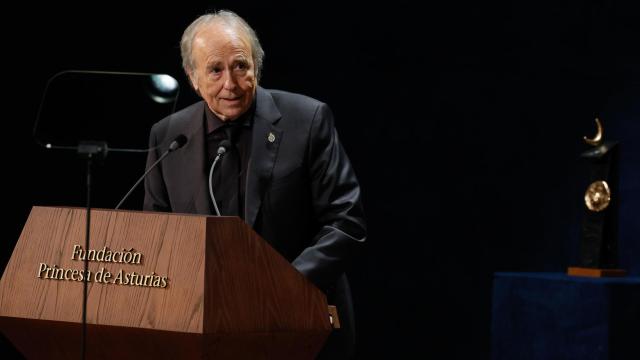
[144,86,366,358]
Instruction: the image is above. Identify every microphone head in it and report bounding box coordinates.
[217,139,231,155]
[168,134,188,151]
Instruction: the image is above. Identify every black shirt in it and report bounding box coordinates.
[204,102,254,218]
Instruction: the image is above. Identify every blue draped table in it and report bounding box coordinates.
[491,272,640,360]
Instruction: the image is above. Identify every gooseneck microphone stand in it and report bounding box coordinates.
[34,70,181,360]
[76,141,108,360]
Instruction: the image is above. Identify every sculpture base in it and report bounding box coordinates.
[567,267,626,278]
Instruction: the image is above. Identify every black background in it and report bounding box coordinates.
[2,1,639,358]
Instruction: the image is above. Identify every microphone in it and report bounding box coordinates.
[115,134,188,209]
[168,134,188,151]
[208,139,231,216]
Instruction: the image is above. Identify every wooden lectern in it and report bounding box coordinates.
[0,206,332,359]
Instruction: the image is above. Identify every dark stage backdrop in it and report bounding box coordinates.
[2,1,639,359]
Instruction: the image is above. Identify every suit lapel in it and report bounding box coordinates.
[245,87,282,227]
[169,102,212,214]
[189,105,213,215]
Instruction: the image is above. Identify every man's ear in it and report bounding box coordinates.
[186,68,200,96]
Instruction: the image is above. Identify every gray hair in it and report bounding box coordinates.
[180,10,265,82]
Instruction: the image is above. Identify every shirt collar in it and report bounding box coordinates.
[205,101,255,135]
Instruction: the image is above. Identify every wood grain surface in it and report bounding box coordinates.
[0,206,331,358]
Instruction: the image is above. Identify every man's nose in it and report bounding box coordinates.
[222,70,238,90]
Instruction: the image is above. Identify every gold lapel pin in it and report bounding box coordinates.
[268,132,276,143]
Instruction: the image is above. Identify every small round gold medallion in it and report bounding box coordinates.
[584,180,611,212]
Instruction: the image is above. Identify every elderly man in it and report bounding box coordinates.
[144,10,366,358]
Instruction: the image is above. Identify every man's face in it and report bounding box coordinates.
[189,23,257,121]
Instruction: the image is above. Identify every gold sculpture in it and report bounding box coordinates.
[583,118,603,146]
[584,180,611,212]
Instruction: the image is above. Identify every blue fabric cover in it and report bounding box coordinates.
[491,272,640,360]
